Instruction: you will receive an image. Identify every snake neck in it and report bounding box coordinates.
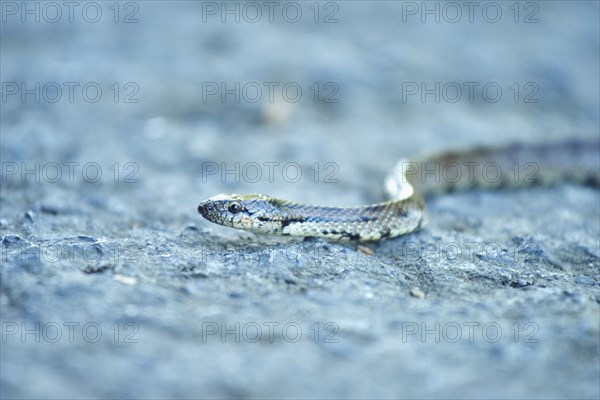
[274,197,426,241]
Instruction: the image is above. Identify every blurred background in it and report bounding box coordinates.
[1,1,599,399]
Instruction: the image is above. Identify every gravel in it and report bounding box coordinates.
[1,1,599,399]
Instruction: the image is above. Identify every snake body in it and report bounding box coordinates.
[197,140,599,241]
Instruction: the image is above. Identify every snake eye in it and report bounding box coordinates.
[228,201,242,214]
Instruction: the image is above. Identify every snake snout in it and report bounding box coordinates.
[197,201,213,217]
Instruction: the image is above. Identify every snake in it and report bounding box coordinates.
[197,140,599,241]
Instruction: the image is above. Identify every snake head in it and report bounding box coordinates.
[197,193,286,234]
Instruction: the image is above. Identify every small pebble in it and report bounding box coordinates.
[2,234,22,244]
[574,275,595,286]
[357,245,374,255]
[410,287,425,299]
[24,210,35,222]
[113,274,138,286]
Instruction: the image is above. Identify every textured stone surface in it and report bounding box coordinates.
[1,2,599,399]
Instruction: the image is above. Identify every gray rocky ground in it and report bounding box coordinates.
[1,1,599,399]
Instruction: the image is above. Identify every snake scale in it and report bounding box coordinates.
[198,140,600,241]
